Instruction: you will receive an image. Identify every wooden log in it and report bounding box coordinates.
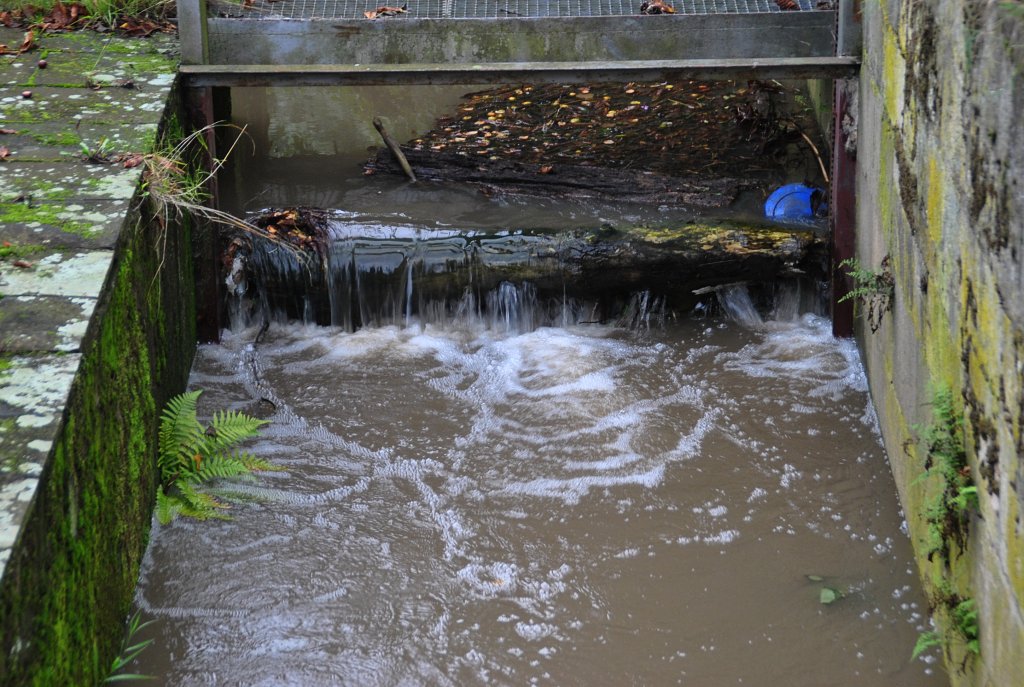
[366,148,757,207]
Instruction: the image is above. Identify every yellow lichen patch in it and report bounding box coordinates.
[882,28,907,127]
[926,156,945,246]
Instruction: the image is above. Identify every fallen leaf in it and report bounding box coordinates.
[819,587,840,604]
[121,154,144,168]
[0,146,9,161]
[0,29,34,55]
[539,165,554,174]
[365,3,408,19]
[13,259,33,268]
[0,128,15,135]
[639,0,675,14]
[775,0,799,9]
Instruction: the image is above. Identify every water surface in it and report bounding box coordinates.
[134,310,943,686]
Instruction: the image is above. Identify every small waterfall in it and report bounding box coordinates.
[716,284,764,329]
[715,280,826,329]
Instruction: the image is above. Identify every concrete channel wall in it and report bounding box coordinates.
[855,0,1024,683]
[0,32,196,684]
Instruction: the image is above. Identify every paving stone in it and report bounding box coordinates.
[0,159,144,201]
[0,353,81,569]
[0,249,112,298]
[0,295,95,353]
[0,198,128,249]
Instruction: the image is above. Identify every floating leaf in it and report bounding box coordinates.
[819,587,840,604]
[806,574,824,582]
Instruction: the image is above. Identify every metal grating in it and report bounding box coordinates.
[211,0,830,21]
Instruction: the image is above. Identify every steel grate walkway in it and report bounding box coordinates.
[211,0,830,20]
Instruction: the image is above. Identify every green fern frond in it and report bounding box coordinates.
[239,454,281,472]
[158,391,204,479]
[195,455,251,481]
[911,630,941,660]
[156,390,273,523]
[207,410,267,445]
[176,481,232,520]
[155,486,181,526]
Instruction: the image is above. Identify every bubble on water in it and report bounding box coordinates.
[457,562,520,598]
[514,622,557,642]
[747,487,768,502]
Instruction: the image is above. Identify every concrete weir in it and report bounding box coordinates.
[0,30,196,684]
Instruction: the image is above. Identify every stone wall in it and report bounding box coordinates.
[855,0,1024,683]
[0,30,197,681]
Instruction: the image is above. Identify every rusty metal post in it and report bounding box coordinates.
[186,86,224,343]
[830,78,857,337]
[178,0,210,65]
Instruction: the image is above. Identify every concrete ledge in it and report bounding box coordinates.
[206,13,838,66]
[181,56,861,86]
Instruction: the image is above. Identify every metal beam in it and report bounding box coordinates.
[180,57,860,87]
[207,14,838,66]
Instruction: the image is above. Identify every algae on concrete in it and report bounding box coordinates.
[854,1,1024,684]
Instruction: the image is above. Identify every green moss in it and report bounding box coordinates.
[0,202,97,236]
[28,131,82,148]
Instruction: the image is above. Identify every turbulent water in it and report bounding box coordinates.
[132,294,944,686]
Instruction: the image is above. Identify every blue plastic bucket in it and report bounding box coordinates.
[764,183,827,220]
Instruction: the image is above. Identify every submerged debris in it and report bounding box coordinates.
[366,80,822,206]
[249,207,333,257]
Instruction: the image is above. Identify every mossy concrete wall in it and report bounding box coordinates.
[0,32,196,685]
[855,1,1024,683]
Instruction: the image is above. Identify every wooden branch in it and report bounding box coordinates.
[373,116,417,182]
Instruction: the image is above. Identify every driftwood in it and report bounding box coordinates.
[373,116,417,182]
[226,208,827,328]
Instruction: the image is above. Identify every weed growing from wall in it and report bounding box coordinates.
[138,122,303,276]
[912,386,981,669]
[838,256,894,332]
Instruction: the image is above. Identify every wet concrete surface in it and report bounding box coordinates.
[0,27,176,578]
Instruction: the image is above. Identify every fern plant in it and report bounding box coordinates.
[156,390,274,524]
[837,256,895,332]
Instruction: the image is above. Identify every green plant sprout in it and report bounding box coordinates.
[104,610,154,683]
[911,630,941,661]
[910,386,981,669]
[156,390,275,524]
[837,256,895,332]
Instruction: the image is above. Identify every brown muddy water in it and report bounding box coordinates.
[133,302,943,686]
[130,86,942,685]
